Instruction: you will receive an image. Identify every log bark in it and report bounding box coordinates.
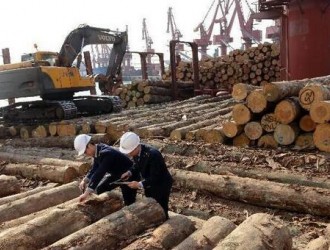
[173,216,236,250]
[310,100,330,123]
[1,163,79,184]
[0,181,80,223]
[274,97,302,124]
[0,192,123,250]
[143,86,172,96]
[213,213,292,250]
[143,94,172,103]
[0,183,57,206]
[263,75,330,102]
[0,175,20,197]
[45,198,166,250]
[123,214,196,250]
[171,169,330,217]
[274,123,299,145]
[314,123,330,152]
[0,151,89,175]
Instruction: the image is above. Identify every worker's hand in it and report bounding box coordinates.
[79,178,88,192]
[79,191,91,203]
[127,181,142,189]
[121,171,132,181]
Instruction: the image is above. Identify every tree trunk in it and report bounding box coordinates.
[171,169,330,217]
[222,121,243,138]
[310,100,330,124]
[0,183,56,206]
[214,213,292,250]
[274,97,302,124]
[1,163,78,184]
[299,84,330,111]
[0,192,123,250]
[0,151,89,175]
[123,214,196,250]
[314,123,330,152]
[173,216,236,250]
[45,198,166,250]
[0,175,20,197]
[231,83,260,101]
[244,121,263,140]
[274,123,299,145]
[232,104,252,125]
[299,114,316,132]
[246,89,268,113]
[0,181,80,223]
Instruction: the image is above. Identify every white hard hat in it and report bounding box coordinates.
[74,134,91,156]
[119,132,140,154]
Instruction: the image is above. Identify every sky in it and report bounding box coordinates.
[0,0,273,62]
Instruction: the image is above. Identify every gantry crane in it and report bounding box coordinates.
[194,0,236,58]
[167,7,186,59]
[235,0,262,49]
[142,18,154,64]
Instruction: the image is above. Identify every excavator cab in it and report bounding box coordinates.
[21,51,59,66]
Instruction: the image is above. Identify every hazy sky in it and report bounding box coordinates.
[0,0,273,62]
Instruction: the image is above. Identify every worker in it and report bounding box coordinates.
[119,132,173,219]
[74,134,138,205]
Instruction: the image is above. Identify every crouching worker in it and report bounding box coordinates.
[119,132,173,219]
[74,134,138,205]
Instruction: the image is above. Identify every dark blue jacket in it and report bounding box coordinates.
[86,143,133,191]
[130,144,173,197]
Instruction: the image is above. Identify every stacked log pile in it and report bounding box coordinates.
[222,75,330,152]
[163,42,280,90]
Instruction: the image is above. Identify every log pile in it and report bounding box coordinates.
[163,42,280,90]
[222,75,330,152]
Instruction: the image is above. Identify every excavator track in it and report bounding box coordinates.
[0,100,77,124]
[0,95,122,124]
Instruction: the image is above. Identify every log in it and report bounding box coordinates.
[143,85,172,96]
[299,114,316,132]
[310,100,330,123]
[0,192,123,249]
[20,126,34,139]
[0,175,20,197]
[232,103,252,125]
[231,83,260,101]
[171,169,330,217]
[222,121,243,138]
[32,125,49,138]
[0,151,89,175]
[4,133,111,148]
[314,123,330,152]
[0,183,57,206]
[294,133,315,150]
[274,97,302,124]
[173,216,236,250]
[1,163,79,184]
[143,94,172,104]
[304,236,329,250]
[0,181,80,223]
[232,133,251,147]
[213,213,292,250]
[257,134,279,148]
[56,122,77,137]
[246,89,268,113]
[200,127,225,144]
[263,75,330,102]
[244,121,263,140]
[260,113,278,132]
[45,198,166,250]
[274,123,299,145]
[123,214,196,250]
[299,84,330,111]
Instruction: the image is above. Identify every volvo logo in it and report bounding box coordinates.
[97,35,116,42]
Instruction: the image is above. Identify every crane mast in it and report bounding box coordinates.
[142,18,154,64]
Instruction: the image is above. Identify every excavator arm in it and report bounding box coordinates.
[58,24,128,93]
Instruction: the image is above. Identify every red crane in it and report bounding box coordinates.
[194,0,235,58]
[235,0,262,49]
[142,18,154,64]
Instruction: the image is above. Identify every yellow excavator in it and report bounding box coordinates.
[0,24,127,123]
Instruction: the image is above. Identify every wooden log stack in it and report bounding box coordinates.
[222,75,330,152]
